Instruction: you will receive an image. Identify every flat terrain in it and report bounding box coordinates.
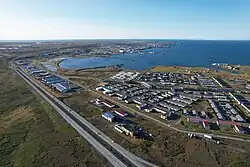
[0,61,110,167]
[152,65,250,81]
[63,91,250,167]
[58,67,119,79]
[152,66,207,73]
[68,77,97,88]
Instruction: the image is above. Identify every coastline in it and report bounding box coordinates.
[56,46,170,70]
[51,40,250,72]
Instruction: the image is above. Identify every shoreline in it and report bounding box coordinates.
[56,46,172,70]
[57,58,246,74]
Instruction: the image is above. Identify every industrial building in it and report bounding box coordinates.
[114,109,128,117]
[114,124,137,137]
[94,99,115,108]
[102,112,115,122]
[52,82,79,93]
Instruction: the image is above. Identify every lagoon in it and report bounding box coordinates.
[59,40,250,70]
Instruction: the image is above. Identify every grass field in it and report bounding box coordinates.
[152,66,207,73]
[63,90,250,167]
[58,67,119,80]
[152,65,250,80]
[0,61,110,167]
[68,77,98,88]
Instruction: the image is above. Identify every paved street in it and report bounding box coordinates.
[12,65,158,167]
[91,90,250,143]
[13,67,128,167]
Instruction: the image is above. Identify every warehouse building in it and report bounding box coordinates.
[30,70,45,75]
[114,124,137,137]
[93,99,115,108]
[46,79,65,85]
[114,109,128,117]
[52,82,79,93]
[102,100,116,108]
[102,112,115,122]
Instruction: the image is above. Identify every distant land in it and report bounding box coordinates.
[58,40,250,70]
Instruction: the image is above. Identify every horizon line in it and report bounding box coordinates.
[1,38,250,42]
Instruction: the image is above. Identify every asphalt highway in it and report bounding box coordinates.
[13,67,129,167]
[12,65,158,167]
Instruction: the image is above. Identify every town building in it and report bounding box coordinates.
[102,112,115,122]
[114,109,128,117]
[114,124,137,137]
[160,111,172,120]
[233,125,247,134]
[101,100,115,108]
[202,120,210,130]
[52,82,79,93]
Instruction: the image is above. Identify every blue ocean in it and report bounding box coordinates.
[59,40,250,70]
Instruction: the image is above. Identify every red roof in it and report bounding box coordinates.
[203,121,209,125]
[115,109,128,116]
[189,116,209,122]
[219,120,241,126]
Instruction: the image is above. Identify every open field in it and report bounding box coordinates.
[63,90,250,167]
[238,66,250,77]
[90,110,250,167]
[63,91,104,120]
[152,66,207,73]
[68,77,98,88]
[0,61,110,167]
[58,67,119,79]
[152,65,250,80]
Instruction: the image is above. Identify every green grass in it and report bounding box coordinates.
[0,61,109,167]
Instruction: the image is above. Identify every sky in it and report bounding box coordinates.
[1,0,250,40]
